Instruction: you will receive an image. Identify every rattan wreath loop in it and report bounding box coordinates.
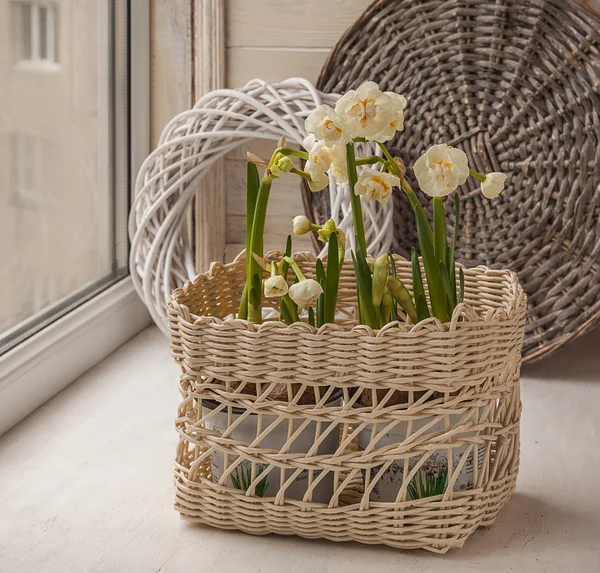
[129,78,394,334]
[304,0,600,362]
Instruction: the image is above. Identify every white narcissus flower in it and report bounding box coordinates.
[480,172,507,199]
[377,92,408,143]
[306,139,332,180]
[307,170,329,192]
[354,168,400,205]
[413,144,470,197]
[304,105,347,146]
[288,279,323,310]
[334,81,393,142]
[328,144,348,184]
[304,135,347,185]
[264,275,289,298]
[293,215,311,235]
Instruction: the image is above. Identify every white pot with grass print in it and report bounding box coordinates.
[357,408,486,503]
[202,392,342,504]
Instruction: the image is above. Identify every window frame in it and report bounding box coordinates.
[0,0,151,436]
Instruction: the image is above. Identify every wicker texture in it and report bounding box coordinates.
[304,0,600,362]
[169,253,526,553]
[129,79,396,334]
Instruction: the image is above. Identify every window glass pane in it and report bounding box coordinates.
[38,5,47,60]
[20,3,32,60]
[1,1,128,352]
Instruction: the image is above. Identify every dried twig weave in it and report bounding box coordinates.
[304,0,600,362]
[169,253,526,553]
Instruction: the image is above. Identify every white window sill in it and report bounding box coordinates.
[0,326,598,571]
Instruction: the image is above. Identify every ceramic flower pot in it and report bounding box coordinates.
[201,391,342,503]
[357,408,486,502]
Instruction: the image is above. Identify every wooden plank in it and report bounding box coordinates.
[149,0,193,145]
[194,0,227,272]
[226,47,329,87]
[226,0,369,48]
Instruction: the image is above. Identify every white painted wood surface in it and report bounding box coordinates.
[221,0,371,262]
[1,326,599,572]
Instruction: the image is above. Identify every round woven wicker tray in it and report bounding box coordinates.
[303,0,600,362]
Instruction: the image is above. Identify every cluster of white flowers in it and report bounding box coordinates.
[303,81,407,193]
[304,80,507,202]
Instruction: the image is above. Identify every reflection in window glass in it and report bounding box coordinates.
[1,2,128,352]
[19,3,32,60]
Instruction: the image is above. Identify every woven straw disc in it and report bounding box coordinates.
[305,0,600,362]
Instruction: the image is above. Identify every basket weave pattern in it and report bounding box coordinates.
[169,254,526,553]
[305,0,600,362]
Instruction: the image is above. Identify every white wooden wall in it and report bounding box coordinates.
[222,0,371,262]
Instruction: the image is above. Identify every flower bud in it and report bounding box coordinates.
[276,154,294,173]
[293,215,312,235]
[387,276,419,324]
[393,156,407,179]
[371,253,389,308]
[317,218,337,243]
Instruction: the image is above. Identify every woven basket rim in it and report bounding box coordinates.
[169,251,526,337]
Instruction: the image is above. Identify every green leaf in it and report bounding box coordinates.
[351,248,378,328]
[448,193,460,305]
[411,248,429,321]
[316,278,325,328]
[249,273,262,309]
[279,234,294,322]
[238,285,249,320]
[308,306,315,327]
[246,162,260,255]
[324,233,340,324]
[439,261,456,313]
[388,253,399,321]
[433,196,447,266]
[459,267,465,304]
[414,206,449,322]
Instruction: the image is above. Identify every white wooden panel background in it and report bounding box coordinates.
[223,0,371,262]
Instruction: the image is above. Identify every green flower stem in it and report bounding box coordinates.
[345,143,367,253]
[289,167,310,180]
[246,174,273,323]
[355,155,385,166]
[284,257,307,282]
[469,168,486,182]
[269,147,309,162]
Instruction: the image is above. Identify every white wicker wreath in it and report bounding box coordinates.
[129,78,394,333]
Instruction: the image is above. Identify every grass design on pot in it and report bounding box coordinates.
[407,467,448,500]
[231,462,269,497]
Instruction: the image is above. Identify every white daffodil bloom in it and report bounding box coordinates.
[480,172,507,199]
[354,168,400,205]
[334,81,393,141]
[307,170,330,192]
[377,92,408,143]
[304,105,347,146]
[304,135,347,185]
[264,275,289,298]
[306,139,332,180]
[328,144,348,184]
[413,144,470,197]
[293,215,312,235]
[288,279,323,310]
